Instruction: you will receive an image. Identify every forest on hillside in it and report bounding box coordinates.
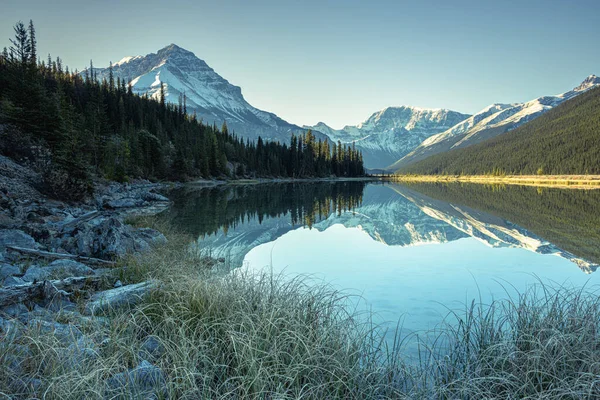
[398,85,600,176]
[0,21,364,200]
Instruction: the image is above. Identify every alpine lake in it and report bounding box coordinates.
[160,180,600,355]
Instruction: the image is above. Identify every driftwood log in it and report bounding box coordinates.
[58,210,101,232]
[0,276,103,308]
[7,246,116,267]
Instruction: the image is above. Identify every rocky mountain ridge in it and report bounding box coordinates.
[390,75,600,170]
[305,106,471,168]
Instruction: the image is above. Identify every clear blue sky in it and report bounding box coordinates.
[2,0,599,129]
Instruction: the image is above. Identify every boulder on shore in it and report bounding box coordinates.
[22,259,94,282]
[106,359,167,398]
[0,229,39,252]
[84,280,159,315]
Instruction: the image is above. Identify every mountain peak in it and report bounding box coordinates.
[87,44,313,146]
[160,43,184,51]
[574,74,600,91]
[156,43,195,58]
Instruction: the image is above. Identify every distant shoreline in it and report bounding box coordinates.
[388,174,600,189]
[187,176,382,187]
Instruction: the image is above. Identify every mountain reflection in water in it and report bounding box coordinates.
[164,181,600,274]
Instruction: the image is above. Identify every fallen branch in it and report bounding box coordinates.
[0,276,102,308]
[7,246,116,267]
[58,210,101,232]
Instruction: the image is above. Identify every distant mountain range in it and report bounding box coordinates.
[397,83,600,175]
[88,44,599,171]
[389,75,600,170]
[304,107,470,169]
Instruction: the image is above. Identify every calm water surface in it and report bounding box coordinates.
[164,181,600,343]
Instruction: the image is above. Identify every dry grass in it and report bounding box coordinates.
[391,174,600,189]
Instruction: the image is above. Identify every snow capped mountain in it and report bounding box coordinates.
[306,106,471,169]
[90,44,323,143]
[391,75,600,170]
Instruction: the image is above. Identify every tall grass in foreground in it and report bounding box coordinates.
[2,218,600,398]
[421,283,600,399]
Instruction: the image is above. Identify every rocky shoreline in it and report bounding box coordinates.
[0,154,175,397]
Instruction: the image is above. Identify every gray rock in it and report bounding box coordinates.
[133,237,152,253]
[106,360,167,398]
[3,275,26,286]
[84,280,158,315]
[0,317,23,340]
[114,279,123,288]
[106,198,143,209]
[27,319,83,344]
[71,216,137,259]
[136,228,168,247]
[142,192,169,202]
[63,336,99,370]
[22,259,94,282]
[0,229,39,251]
[21,305,56,323]
[48,259,95,276]
[94,268,114,276]
[60,214,167,260]
[139,335,165,360]
[1,303,29,318]
[0,263,20,280]
[20,265,45,282]
[45,297,78,313]
[2,343,34,375]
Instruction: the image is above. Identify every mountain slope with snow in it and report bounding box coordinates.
[306,106,470,169]
[397,82,600,175]
[90,44,324,143]
[390,75,600,170]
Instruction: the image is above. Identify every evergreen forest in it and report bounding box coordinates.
[0,21,364,200]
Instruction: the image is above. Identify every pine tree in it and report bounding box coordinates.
[89,59,94,81]
[108,61,114,91]
[0,47,8,64]
[159,81,165,110]
[9,21,30,67]
[28,20,36,67]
